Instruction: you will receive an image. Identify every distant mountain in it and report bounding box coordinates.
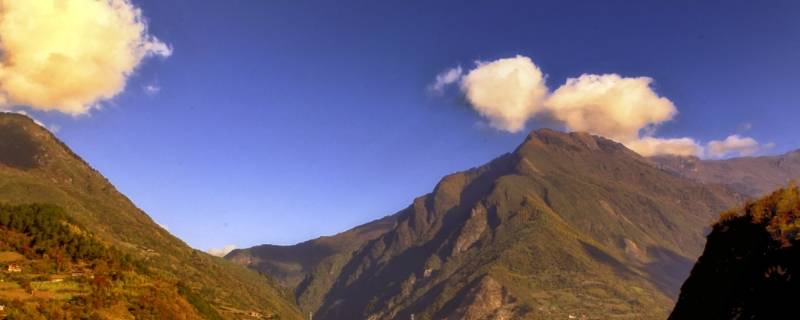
[227,215,397,313]
[651,151,800,197]
[670,186,800,319]
[231,129,742,319]
[0,114,301,319]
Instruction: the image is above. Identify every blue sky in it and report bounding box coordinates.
[14,0,800,251]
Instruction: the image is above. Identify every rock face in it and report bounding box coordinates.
[670,187,800,319]
[652,151,800,197]
[446,276,519,320]
[0,113,302,319]
[232,128,743,319]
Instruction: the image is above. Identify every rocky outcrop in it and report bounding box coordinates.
[447,276,518,320]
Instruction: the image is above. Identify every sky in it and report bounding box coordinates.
[1,0,799,253]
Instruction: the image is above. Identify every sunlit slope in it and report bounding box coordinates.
[0,113,302,320]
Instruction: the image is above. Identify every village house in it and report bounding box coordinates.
[6,264,21,273]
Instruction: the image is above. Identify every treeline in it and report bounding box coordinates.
[0,203,137,273]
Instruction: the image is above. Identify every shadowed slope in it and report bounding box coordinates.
[652,152,800,197]
[670,186,800,319]
[226,214,397,312]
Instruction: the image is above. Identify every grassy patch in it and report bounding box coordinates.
[0,251,24,263]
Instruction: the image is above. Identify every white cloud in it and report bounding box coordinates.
[544,73,699,157]
[706,135,770,159]
[0,0,171,115]
[460,55,549,132]
[429,66,463,94]
[545,74,676,143]
[433,55,775,158]
[208,244,237,257]
[626,137,703,157]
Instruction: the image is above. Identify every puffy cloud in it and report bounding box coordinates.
[208,245,237,257]
[626,137,703,157]
[544,73,702,156]
[460,55,549,132]
[429,66,463,94]
[545,74,676,143]
[706,135,769,159]
[432,55,776,158]
[0,0,171,115]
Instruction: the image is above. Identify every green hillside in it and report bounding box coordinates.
[232,129,743,319]
[0,113,302,319]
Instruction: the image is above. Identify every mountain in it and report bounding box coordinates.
[0,113,302,319]
[226,214,397,313]
[670,186,800,319]
[651,151,800,197]
[230,128,742,319]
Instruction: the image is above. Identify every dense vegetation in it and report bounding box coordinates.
[0,204,108,264]
[0,203,205,319]
[670,186,800,319]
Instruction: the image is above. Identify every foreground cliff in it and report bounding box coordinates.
[670,186,800,319]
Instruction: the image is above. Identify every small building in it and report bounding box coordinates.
[7,264,21,273]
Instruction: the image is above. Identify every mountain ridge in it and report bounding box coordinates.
[0,113,302,319]
[230,127,743,319]
[651,150,800,197]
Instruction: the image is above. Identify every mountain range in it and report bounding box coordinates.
[228,129,800,319]
[651,152,800,197]
[4,111,798,319]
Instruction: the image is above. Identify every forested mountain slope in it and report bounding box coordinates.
[0,113,302,320]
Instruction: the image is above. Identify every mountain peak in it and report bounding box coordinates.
[517,128,638,161]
